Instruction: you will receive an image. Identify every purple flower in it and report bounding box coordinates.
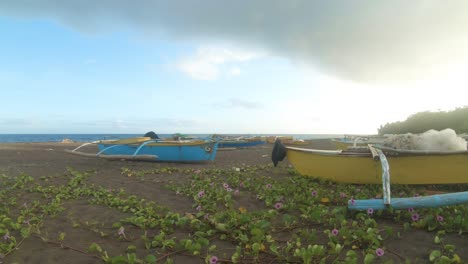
[234,189,240,195]
[376,248,384,257]
[239,182,244,188]
[436,215,444,222]
[367,208,374,215]
[209,256,218,264]
[407,208,414,212]
[411,213,420,221]
[266,183,272,189]
[196,205,202,211]
[340,192,347,198]
[349,198,356,205]
[3,233,10,241]
[197,190,205,198]
[223,183,229,189]
[274,202,283,210]
[331,228,339,236]
[311,190,317,196]
[226,188,233,192]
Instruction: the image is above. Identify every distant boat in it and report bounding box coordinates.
[213,135,266,148]
[66,135,218,162]
[266,136,308,146]
[331,134,388,150]
[272,139,468,184]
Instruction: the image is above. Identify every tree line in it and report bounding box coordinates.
[378,106,468,135]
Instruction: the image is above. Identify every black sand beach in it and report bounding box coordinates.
[0,140,466,263]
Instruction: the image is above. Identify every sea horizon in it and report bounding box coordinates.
[0,133,344,143]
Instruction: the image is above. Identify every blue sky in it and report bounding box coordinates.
[1,1,467,134]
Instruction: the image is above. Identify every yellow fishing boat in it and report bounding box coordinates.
[272,140,468,184]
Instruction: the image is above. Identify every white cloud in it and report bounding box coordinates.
[228,67,241,77]
[175,46,260,80]
[4,1,467,82]
[214,98,262,109]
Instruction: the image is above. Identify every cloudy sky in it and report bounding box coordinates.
[1,1,467,134]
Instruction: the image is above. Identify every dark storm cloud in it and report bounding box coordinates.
[2,0,467,82]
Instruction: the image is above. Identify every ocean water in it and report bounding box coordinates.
[0,134,342,143]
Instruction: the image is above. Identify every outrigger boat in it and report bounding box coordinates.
[272,140,468,185]
[272,139,468,210]
[66,135,218,162]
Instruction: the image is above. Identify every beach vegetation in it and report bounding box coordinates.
[0,165,466,263]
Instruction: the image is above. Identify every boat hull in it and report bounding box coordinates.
[98,140,218,162]
[286,148,381,184]
[286,147,468,184]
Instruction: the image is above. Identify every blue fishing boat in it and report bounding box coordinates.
[66,133,218,162]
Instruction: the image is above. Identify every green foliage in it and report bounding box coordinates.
[378,106,468,134]
[0,166,467,263]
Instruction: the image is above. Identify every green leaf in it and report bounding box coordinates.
[364,253,375,264]
[443,244,455,252]
[109,255,127,264]
[88,242,103,253]
[429,250,441,262]
[145,255,157,264]
[270,244,279,255]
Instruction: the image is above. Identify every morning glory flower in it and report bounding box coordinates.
[209,256,218,264]
[367,208,374,215]
[197,190,205,198]
[274,202,283,210]
[331,228,339,236]
[436,215,444,222]
[411,213,420,221]
[376,248,385,257]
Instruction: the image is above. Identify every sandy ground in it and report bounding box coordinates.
[0,140,466,263]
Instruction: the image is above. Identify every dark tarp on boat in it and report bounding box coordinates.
[143,131,160,139]
[272,139,287,167]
